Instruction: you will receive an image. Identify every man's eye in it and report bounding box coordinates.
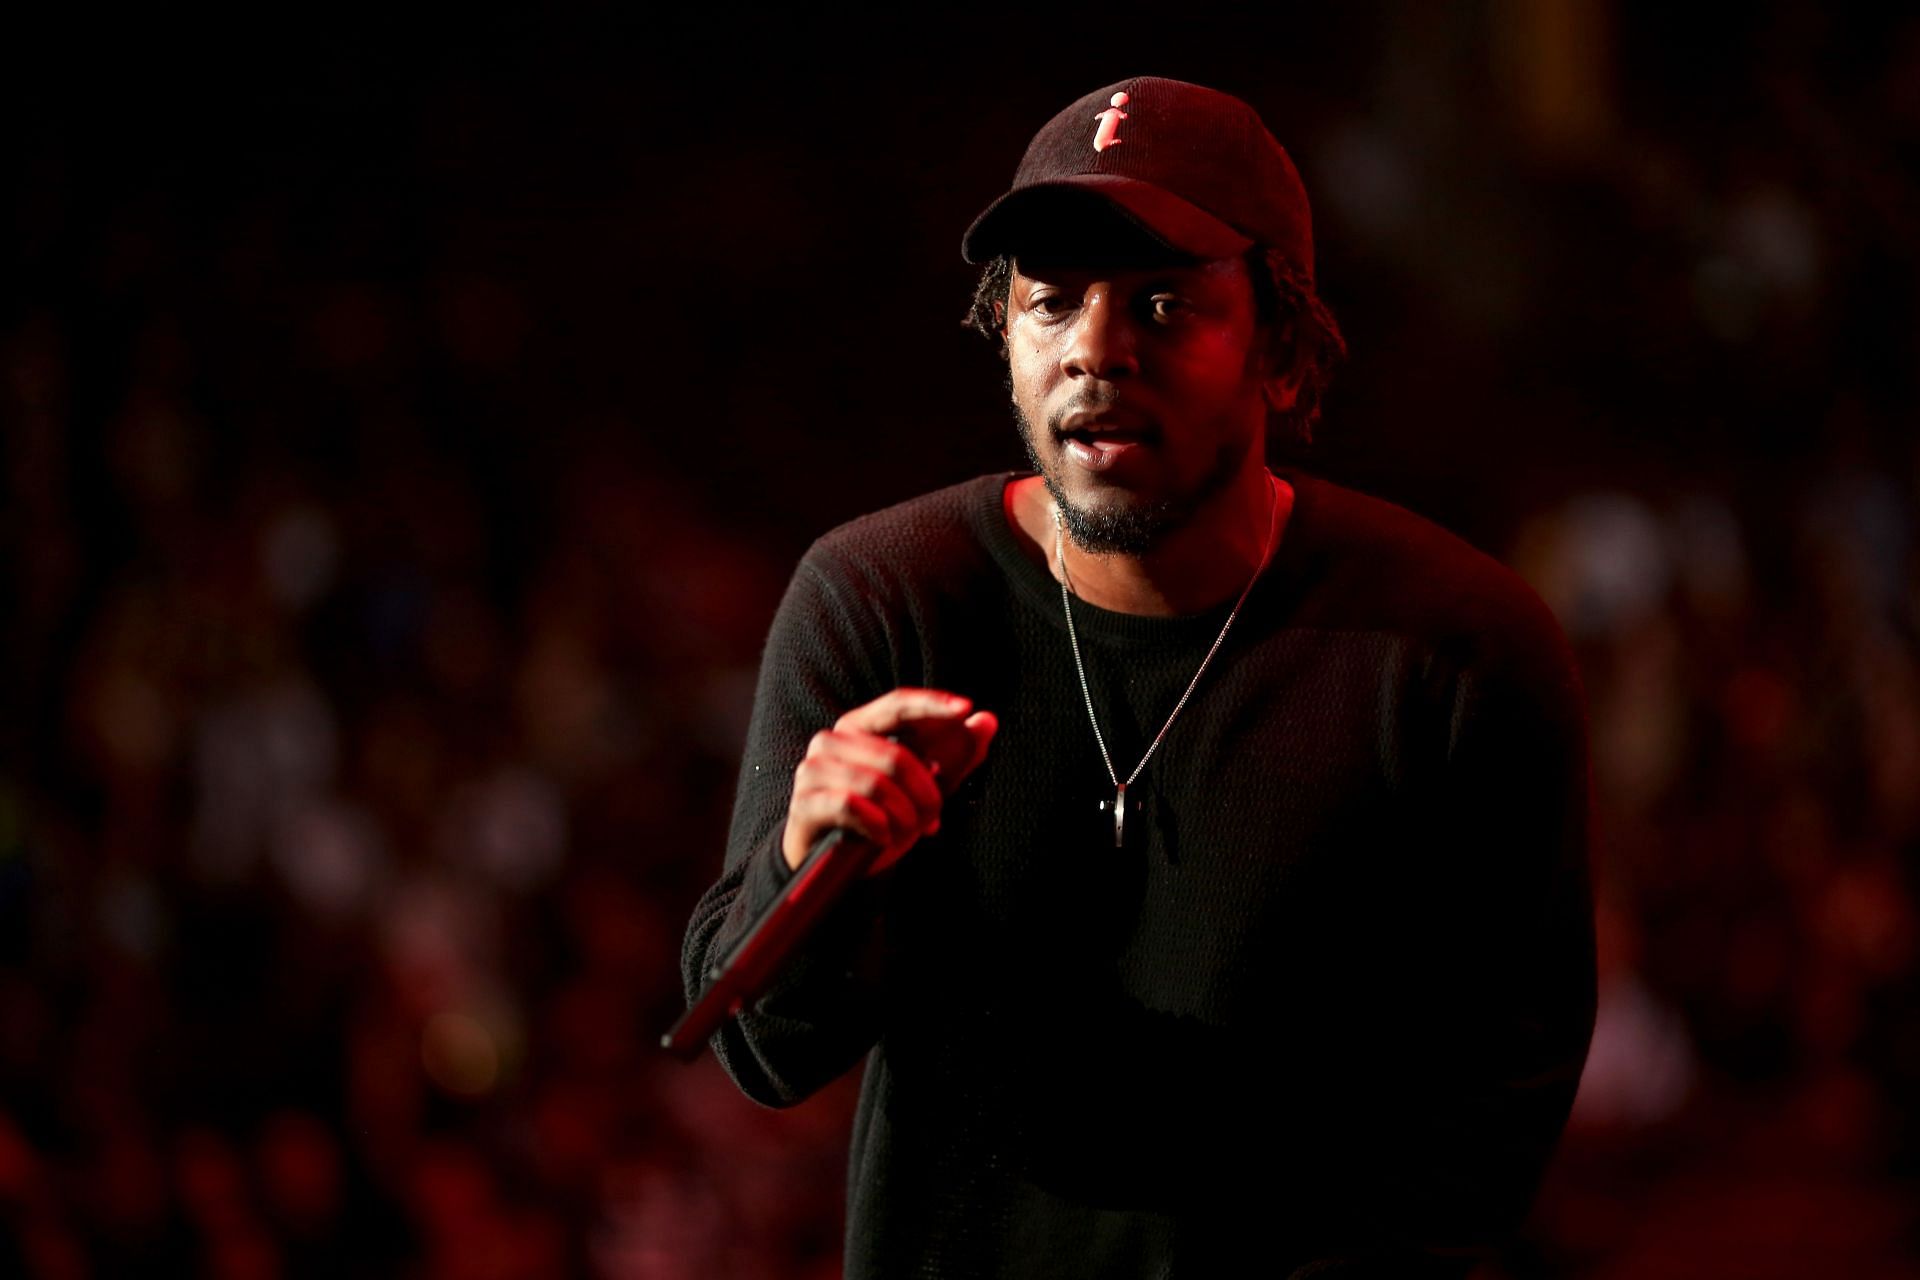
[1027,294,1069,316]
[1150,295,1189,321]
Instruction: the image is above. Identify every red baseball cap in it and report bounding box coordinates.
[961,76,1315,282]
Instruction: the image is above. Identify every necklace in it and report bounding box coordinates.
[1053,472,1284,848]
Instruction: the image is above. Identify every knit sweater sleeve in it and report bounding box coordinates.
[1313,593,1598,1275]
[680,545,902,1108]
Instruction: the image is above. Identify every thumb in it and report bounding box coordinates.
[955,710,998,781]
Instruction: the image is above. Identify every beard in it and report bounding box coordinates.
[1013,398,1244,556]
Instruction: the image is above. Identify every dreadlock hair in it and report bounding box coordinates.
[961,246,1347,451]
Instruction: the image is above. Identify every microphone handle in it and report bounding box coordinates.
[661,824,882,1059]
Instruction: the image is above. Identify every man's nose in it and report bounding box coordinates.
[1061,291,1138,380]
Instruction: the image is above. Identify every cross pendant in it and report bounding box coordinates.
[1097,783,1128,848]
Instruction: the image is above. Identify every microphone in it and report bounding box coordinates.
[662,739,912,1060]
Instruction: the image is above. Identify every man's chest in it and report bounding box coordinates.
[892,621,1450,1021]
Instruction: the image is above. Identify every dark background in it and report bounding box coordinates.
[5,4,1920,1276]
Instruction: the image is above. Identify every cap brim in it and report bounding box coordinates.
[961,175,1255,265]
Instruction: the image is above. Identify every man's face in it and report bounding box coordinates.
[1003,250,1274,555]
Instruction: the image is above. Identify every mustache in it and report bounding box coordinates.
[1046,391,1119,436]
[1045,391,1157,440]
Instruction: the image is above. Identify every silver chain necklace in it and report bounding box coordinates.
[1053,471,1283,848]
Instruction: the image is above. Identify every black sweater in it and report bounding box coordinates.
[681,468,1597,1279]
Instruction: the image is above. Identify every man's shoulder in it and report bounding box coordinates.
[800,473,1007,589]
[1290,471,1567,659]
[812,474,998,551]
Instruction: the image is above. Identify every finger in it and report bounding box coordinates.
[955,710,999,783]
[815,729,945,822]
[795,757,927,848]
[835,687,973,736]
[920,710,1000,794]
[790,785,900,853]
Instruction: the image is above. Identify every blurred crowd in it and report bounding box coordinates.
[4,7,1919,1277]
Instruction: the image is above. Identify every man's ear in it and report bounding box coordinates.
[1259,317,1306,412]
[1263,370,1303,413]
[993,297,1007,333]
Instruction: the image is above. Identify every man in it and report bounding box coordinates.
[682,77,1597,1278]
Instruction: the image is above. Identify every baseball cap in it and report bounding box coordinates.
[961,76,1314,282]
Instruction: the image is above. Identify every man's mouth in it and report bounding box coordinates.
[1054,414,1155,472]
[1061,435,1145,471]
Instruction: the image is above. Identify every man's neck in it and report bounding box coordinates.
[1004,465,1294,617]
